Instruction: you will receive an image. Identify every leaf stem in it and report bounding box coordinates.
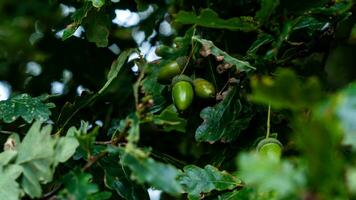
[180,26,197,75]
[266,104,271,139]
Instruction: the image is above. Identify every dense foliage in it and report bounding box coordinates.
[0,0,356,199]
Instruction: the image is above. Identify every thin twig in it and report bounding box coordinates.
[180,26,197,75]
[82,151,108,171]
[94,141,112,145]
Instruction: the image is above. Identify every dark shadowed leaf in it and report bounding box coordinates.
[178,165,242,200]
[0,93,54,123]
[255,0,280,23]
[196,87,252,143]
[59,170,99,200]
[193,36,255,72]
[152,104,187,133]
[85,11,110,47]
[62,2,92,40]
[100,154,150,200]
[175,8,257,31]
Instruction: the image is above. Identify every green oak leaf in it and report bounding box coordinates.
[196,87,252,143]
[177,165,242,200]
[119,147,183,196]
[57,50,132,127]
[0,93,55,123]
[250,69,323,110]
[90,0,105,8]
[14,121,78,198]
[346,166,356,194]
[255,0,279,23]
[99,49,134,94]
[152,104,187,133]
[141,62,167,113]
[247,33,274,57]
[193,36,255,72]
[175,8,257,32]
[237,152,305,198]
[331,83,356,150]
[0,150,17,166]
[0,166,22,200]
[59,170,99,200]
[62,2,92,40]
[85,11,110,47]
[100,154,150,200]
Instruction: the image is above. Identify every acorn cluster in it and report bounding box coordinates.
[157,60,216,111]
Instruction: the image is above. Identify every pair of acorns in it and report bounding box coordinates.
[157,61,216,111]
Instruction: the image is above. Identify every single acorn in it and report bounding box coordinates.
[157,61,182,84]
[155,45,176,57]
[172,75,194,111]
[256,137,283,159]
[193,78,216,99]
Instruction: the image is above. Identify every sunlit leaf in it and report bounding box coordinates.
[0,166,21,200]
[90,0,105,8]
[119,147,183,196]
[346,166,356,195]
[14,121,78,198]
[332,83,356,150]
[250,69,323,110]
[237,152,305,198]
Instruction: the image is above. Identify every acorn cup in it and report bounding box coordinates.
[256,137,283,159]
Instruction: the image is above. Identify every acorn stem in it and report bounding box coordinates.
[266,104,271,139]
[180,27,197,75]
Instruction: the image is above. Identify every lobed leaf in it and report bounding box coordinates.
[119,147,183,196]
[58,170,99,200]
[152,104,187,133]
[0,166,21,200]
[0,93,54,123]
[193,36,255,72]
[85,11,110,47]
[175,8,257,32]
[250,69,323,110]
[237,152,305,198]
[196,87,252,143]
[255,0,280,23]
[178,165,242,200]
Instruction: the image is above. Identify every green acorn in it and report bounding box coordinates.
[193,78,216,99]
[171,75,194,111]
[157,61,182,84]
